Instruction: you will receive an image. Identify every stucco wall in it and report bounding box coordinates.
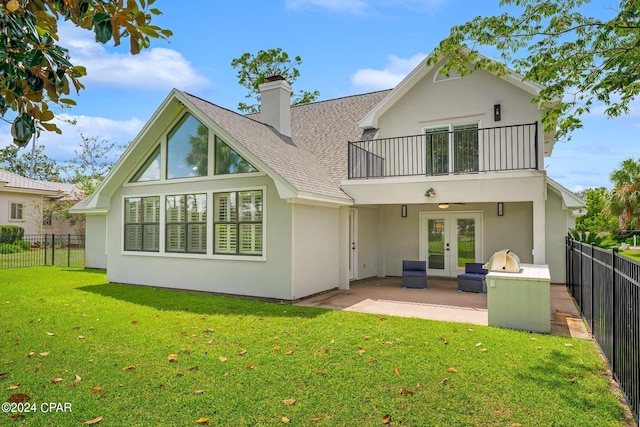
[354,207,379,279]
[291,203,341,298]
[376,67,541,141]
[0,192,37,234]
[85,214,107,269]
[545,189,574,283]
[379,202,533,277]
[105,175,295,300]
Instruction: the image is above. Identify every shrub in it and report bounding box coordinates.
[16,240,32,250]
[0,226,25,244]
[0,243,20,254]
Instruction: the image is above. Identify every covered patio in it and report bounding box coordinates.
[295,277,589,338]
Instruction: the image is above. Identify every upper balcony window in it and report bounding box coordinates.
[167,114,208,179]
[425,123,479,175]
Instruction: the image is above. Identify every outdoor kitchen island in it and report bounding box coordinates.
[486,264,551,333]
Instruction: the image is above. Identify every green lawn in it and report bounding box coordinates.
[0,268,630,426]
[620,249,640,262]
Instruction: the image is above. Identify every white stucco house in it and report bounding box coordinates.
[73,53,584,300]
[0,169,82,235]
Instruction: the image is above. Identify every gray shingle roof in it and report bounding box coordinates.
[179,89,391,201]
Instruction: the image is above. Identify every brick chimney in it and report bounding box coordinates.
[258,75,291,137]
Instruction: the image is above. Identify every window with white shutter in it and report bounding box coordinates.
[214,190,263,255]
[124,196,160,252]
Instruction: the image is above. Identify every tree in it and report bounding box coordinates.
[606,158,640,231]
[0,0,172,146]
[64,131,120,182]
[230,48,320,113]
[575,187,617,234]
[0,143,61,181]
[428,0,640,140]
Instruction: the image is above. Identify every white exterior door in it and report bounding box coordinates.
[420,212,482,277]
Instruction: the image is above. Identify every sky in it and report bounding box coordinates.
[1,0,638,192]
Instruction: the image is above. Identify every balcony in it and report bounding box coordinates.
[347,122,539,179]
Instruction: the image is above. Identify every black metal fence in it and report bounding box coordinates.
[348,122,538,179]
[0,234,85,269]
[566,239,639,424]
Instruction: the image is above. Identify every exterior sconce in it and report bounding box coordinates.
[401,205,407,218]
[494,104,501,121]
[498,202,504,216]
[438,203,449,209]
[425,187,436,198]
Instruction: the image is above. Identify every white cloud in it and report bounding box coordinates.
[351,53,427,91]
[58,22,210,92]
[0,114,143,164]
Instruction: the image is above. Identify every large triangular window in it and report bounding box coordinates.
[131,146,161,182]
[214,136,257,175]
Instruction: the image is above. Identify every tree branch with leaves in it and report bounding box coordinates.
[230,48,320,113]
[0,0,172,146]
[428,0,640,140]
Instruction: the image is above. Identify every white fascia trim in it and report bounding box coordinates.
[287,193,353,208]
[80,89,185,212]
[547,177,585,210]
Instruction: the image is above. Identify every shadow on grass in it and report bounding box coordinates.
[516,349,626,422]
[77,282,328,319]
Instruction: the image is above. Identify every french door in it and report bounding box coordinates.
[420,212,482,277]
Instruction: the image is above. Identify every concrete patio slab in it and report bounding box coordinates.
[295,276,590,338]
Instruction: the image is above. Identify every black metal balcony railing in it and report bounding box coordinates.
[347,122,538,179]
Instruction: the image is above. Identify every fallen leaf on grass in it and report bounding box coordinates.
[3,360,14,365]
[0,372,8,378]
[218,356,227,362]
[283,399,296,405]
[131,320,139,325]
[194,390,205,395]
[39,352,49,357]
[402,390,414,396]
[310,418,321,422]
[440,377,450,385]
[73,325,81,330]
[281,416,291,423]
[382,414,391,424]
[75,375,82,382]
[511,423,522,427]
[83,416,103,425]
[7,384,20,390]
[188,366,199,371]
[439,336,449,345]
[314,370,325,375]
[476,342,482,347]
[363,335,370,340]
[466,328,475,332]
[78,336,86,339]
[447,367,458,373]
[246,365,256,370]
[52,377,63,384]
[479,348,488,353]
[167,354,178,362]
[238,350,247,356]
[91,387,103,393]
[273,346,281,351]
[357,349,366,356]
[122,365,136,371]
[285,350,294,355]
[27,351,35,358]
[564,343,573,347]
[195,418,210,424]
[10,413,24,420]
[367,358,376,365]
[46,332,55,336]
[383,341,394,345]
[9,393,30,403]
[394,367,400,376]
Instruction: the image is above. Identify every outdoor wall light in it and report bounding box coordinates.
[425,187,436,197]
[494,104,501,121]
[438,203,449,209]
[401,204,408,218]
[498,202,504,216]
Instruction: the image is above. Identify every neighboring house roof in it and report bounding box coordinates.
[0,169,62,196]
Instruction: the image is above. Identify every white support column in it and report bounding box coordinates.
[532,198,546,265]
[338,206,350,290]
